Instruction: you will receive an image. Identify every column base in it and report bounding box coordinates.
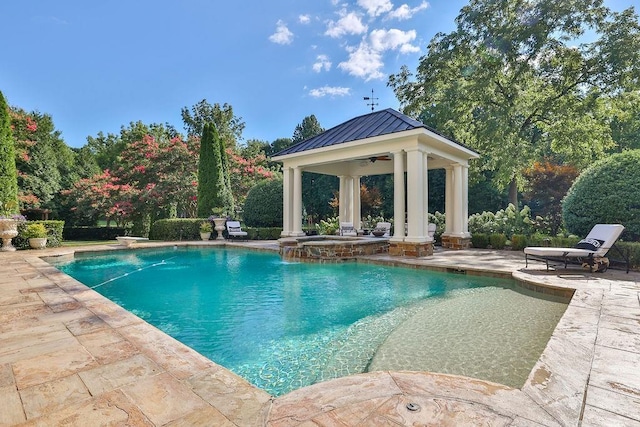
[389,241,434,257]
[441,235,472,250]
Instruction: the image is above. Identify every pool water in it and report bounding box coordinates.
[51,247,568,396]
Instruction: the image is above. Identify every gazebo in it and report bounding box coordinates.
[272,108,479,256]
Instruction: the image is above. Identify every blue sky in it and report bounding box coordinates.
[0,0,633,148]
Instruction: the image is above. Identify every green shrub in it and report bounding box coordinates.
[245,227,282,240]
[22,223,47,239]
[15,220,64,249]
[316,216,339,235]
[149,219,203,241]
[489,233,507,249]
[510,234,528,251]
[563,150,640,241]
[471,233,489,248]
[63,226,126,241]
[243,179,283,227]
[550,235,580,248]
[468,204,534,237]
[615,242,640,271]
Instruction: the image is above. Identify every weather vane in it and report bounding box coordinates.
[363,89,378,111]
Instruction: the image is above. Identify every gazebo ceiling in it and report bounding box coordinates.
[272,108,478,176]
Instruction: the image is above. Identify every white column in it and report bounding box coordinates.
[424,154,431,241]
[462,164,470,236]
[406,148,427,242]
[352,175,361,229]
[392,150,405,241]
[452,163,463,236]
[292,167,304,236]
[338,176,347,223]
[281,167,292,237]
[444,166,453,236]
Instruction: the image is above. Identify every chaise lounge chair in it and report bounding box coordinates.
[524,224,627,272]
[339,222,358,237]
[226,221,248,241]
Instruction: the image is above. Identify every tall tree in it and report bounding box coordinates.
[390,0,640,206]
[0,91,19,215]
[197,123,223,217]
[292,115,324,143]
[181,99,245,148]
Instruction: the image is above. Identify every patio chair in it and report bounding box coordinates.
[524,224,628,272]
[372,222,391,237]
[339,222,357,237]
[226,221,248,241]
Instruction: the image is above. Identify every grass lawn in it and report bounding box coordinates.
[61,240,118,247]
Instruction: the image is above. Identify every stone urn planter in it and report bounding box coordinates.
[28,237,47,249]
[212,217,227,240]
[200,232,211,241]
[0,219,19,252]
[199,221,212,241]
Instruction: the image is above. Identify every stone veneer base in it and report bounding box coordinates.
[441,235,472,250]
[388,241,434,257]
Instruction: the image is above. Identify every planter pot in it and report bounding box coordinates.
[200,232,211,241]
[28,237,47,249]
[212,218,226,240]
[0,219,19,252]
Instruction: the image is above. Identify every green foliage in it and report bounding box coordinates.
[63,226,125,241]
[489,233,507,250]
[15,220,63,249]
[292,115,324,143]
[197,123,223,217]
[316,216,339,235]
[21,223,47,239]
[471,233,489,249]
[468,204,534,237]
[0,91,19,214]
[390,1,640,204]
[149,218,203,241]
[181,99,245,147]
[615,242,640,271]
[244,227,283,240]
[243,179,283,227]
[199,221,212,233]
[510,234,528,251]
[563,150,640,240]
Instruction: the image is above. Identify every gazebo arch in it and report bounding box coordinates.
[272,108,479,255]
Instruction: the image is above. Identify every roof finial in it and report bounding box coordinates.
[363,89,378,111]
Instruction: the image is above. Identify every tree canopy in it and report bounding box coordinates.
[389,0,640,205]
[181,99,245,147]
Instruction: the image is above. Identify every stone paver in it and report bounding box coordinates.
[0,241,638,426]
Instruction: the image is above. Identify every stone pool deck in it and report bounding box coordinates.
[0,241,638,426]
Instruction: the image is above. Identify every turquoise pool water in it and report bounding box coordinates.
[51,247,567,396]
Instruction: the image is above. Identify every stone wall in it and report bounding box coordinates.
[279,237,389,262]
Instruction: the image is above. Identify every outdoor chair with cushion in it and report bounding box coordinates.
[226,221,248,241]
[524,224,628,272]
[339,222,358,237]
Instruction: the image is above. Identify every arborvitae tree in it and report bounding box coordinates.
[218,125,234,216]
[0,91,19,215]
[197,123,222,217]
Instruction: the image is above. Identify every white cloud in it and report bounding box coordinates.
[369,28,419,53]
[312,54,332,72]
[309,86,351,98]
[338,43,385,80]
[387,2,429,20]
[299,14,311,24]
[269,20,294,45]
[357,0,393,17]
[325,10,368,38]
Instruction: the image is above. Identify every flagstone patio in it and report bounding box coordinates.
[1,241,638,426]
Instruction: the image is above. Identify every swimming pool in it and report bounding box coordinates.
[51,247,568,396]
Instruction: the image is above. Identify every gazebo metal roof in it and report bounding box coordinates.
[274,108,476,157]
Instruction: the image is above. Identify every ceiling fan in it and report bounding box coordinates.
[362,155,392,163]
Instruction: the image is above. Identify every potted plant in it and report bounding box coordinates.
[209,209,228,240]
[199,221,212,241]
[22,223,48,249]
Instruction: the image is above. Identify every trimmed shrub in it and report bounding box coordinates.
[15,220,64,249]
[245,227,282,240]
[471,233,489,249]
[243,179,283,227]
[489,233,507,249]
[468,204,534,238]
[63,226,126,241]
[0,91,19,215]
[563,150,640,241]
[510,234,528,251]
[149,219,203,241]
